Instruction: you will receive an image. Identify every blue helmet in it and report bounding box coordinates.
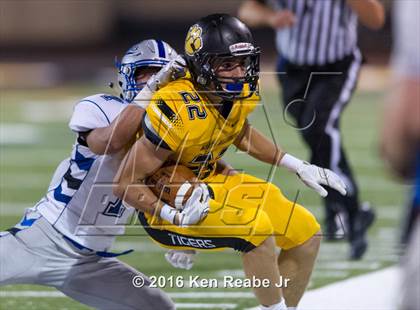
[117,39,178,102]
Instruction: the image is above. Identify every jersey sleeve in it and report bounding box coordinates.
[143,89,188,151]
[69,100,111,132]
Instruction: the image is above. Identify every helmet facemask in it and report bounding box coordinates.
[190,46,260,101]
[117,61,167,103]
[116,39,178,103]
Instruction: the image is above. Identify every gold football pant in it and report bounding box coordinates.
[139,173,320,252]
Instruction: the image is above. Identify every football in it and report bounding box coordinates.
[146,164,197,209]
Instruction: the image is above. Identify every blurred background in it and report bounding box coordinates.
[1,0,392,89]
[0,1,410,309]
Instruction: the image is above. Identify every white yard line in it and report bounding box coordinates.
[0,290,252,299]
[175,303,237,309]
[0,291,236,309]
[298,267,399,310]
[0,174,50,189]
[23,101,74,123]
[246,267,399,310]
[0,291,252,298]
[316,261,382,271]
[169,292,253,298]
[0,124,42,145]
[0,203,31,216]
[312,270,349,278]
[1,149,70,165]
[215,268,349,279]
[216,269,245,278]
[0,291,62,298]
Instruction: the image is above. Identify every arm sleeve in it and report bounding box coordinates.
[143,92,188,151]
[142,112,172,150]
[69,100,111,132]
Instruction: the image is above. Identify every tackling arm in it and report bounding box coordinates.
[113,135,171,215]
[85,105,144,155]
[85,56,187,155]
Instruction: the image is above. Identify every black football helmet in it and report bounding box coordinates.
[184,14,260,100]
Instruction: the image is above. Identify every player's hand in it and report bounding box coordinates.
[178,185,210,227]
[148,55,186,91]
[165,250,196,270]
[133,55,186,108]
[296,162,347,197]
[280,153,347,197]
[159,185,210,227]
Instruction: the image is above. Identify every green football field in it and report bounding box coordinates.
[0,83,408,309]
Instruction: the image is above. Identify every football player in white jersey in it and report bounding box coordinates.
[0,39,183,309]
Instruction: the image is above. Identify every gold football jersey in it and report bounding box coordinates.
[143,77,260,179]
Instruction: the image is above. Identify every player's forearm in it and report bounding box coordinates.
[113,156,159,214]
[106,105,145,152]
[118,182,163,214]
[87,105,144,155]
[236,125,347,197]
[114,136,171,214]
[114,165,180,224]
[238,0,275,27]
[346,0,385,30]
[235,125,285,166]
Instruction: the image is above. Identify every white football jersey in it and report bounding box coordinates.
[36,94,135,251]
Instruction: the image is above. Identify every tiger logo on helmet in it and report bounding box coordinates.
[183,14,260,100]
[185,24,203,56]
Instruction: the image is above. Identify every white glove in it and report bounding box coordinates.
[133,55,186,108]
[280,153,347,197]
[178,183,209,210]
[165,249,196,270]
[178,185,210,227]
[149,54,186,90]
[159,185,210,227]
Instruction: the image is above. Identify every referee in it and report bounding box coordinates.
[239,0,385,260]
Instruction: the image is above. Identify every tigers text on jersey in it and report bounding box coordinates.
[35,94,135,251]
[143,77,260,179]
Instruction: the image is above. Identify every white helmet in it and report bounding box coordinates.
[117,39,178,102]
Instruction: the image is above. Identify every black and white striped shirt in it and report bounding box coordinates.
[262,0,359,65]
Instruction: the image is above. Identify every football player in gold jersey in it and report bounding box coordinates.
[115,14,347,310]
